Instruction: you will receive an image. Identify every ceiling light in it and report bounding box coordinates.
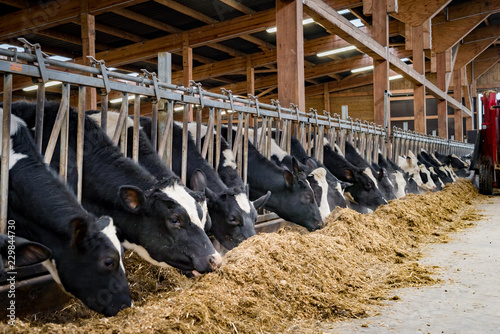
[351,65,374,73]
[0,43,24,52]
[22,81,62,92]
[400,58,409,62]
[109,95,145,104]
[48,55,72,62]
[266,18,315,33]
[349,19,364,27]
[317,45,357,57]
[337,9,350,15]
[389,74,403,80]
[174,106,185,112]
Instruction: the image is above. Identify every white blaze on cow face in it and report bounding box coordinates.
[88,111,137,137]
[101,218,125,273]
[222,149,237,169]
[235,193,251,214]
[364,168,379,189]
[161,182,205,230]
[419,165,436,191]
[310,167,331,221]
[0,111,28,169]
[398,156,424,188]
[393,171,407,199]
[269,137,287,161]
[187,122,209,141]
[334,144,344,157]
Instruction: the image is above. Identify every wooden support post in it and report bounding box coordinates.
[183,32,193,122]
[276,0,305,111]
[247,56,255,127]
[412,24,426,134]
[323,83,330,113]
[436,52,448,138]
[80,6,96,110]
[372,0,389,127]
[453,69,463,141]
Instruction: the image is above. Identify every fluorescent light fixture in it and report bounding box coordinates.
[317,45,356,57]
[266,18,315,33]
[351,65,374,73]
[0,43,24,52]
[400,58,409,62]
[48,55,72,62]
[349,19,364,27]
[109,95,145,104]
[22,81,62,92]
[174,106,185,112]
[127,72,140,77]
[108,67,118,71]
[337,9,350,15]
[389,74,403,80]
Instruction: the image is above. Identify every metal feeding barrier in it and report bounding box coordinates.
[0,41,475,234]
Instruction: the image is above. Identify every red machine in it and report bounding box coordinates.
[474,91,500,194]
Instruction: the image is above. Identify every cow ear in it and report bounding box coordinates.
[377,168,384,181]
[204,186,218,203]
[291,157,301,174]
[305,158,318,170]
[252,190,271,210]
[119,186,145,213]
[190,169,207,193]
[344,169,355,181]
[70,218,88,249]
[283,170,294,190]
[14,239,52,267]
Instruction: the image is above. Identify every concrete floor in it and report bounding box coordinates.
[324,196,500,334]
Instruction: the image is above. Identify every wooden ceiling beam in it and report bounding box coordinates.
[454,37,498,70]
[37,29,109,51]
[431,14,489,53]
[111,8,181,34]
[93,21,147,42]
[218,0,255,14]
[390,0,451,27]
[0,0,149,40]
[444,0,500,21]
[463,25,500,44]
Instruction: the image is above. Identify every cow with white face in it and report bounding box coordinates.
[376,153,407,199]
[2,108,131,316]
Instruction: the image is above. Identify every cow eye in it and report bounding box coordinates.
[228,215,239,226]
[103,257,115,270]
[168,216,182,228]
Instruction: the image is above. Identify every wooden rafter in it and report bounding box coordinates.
[0,0,149,40]
[218,0,255,14]
[463,25,500,43]
[37,29,109,51]
[390,0,451,27]
[111,8,181,34]
[454,37,498,70]
[432,14,489,53]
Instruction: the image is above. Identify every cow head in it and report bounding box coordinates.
[265,158,323,231]
[42,216,131,316]
[342,168,387,211]
[375,167,397,201]
[117,176,222,275]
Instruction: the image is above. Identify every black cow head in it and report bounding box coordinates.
[265,158,323,231]
[116,176,221,275]
[43,216,131,316]
[404,172,420,194]
[0,234,52,273]
[342,168,387,211]
[376,167,397,201]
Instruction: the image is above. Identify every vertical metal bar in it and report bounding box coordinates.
[59,83,70,182]
[1,73,12,233]
[101,94,108,133]
[196,106,202,152]
[132,94,140,162]
[286,119,292,155]
[227,113,233,148]
[34,83,45,153]
[243,113,249,184]
[181,104,189,185]
[207,108,214,167]
[151,101,158,151]
[216,108,222,171]
[112,93,129,145]
[266,118,272,160]
[166,101,173,169]
[43,95,69,164]
[253,115,258,147]
[76,86,86,203]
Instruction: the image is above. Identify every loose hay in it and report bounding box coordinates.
[2,180,486,333]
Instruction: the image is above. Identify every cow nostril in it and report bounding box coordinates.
[209,253,223,269]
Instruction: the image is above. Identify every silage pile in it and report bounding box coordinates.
[3,180,484,333]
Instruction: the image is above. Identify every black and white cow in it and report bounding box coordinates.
[420,150,456,183]
[0,234,51,273]
[434,151,470,178]
[267,134,346,220]
[221,127,323,231]
[289,137,348,211]
[321,143,387,212]
[382,154,420,195]
[10,101,221,276]
[344,141,396,201]
[417,153,449,189]
[2,108,131,316]
[376,153,407,198]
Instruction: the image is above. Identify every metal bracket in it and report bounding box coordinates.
[271,99,282,120]
[291,103,300,123]
[221,88,234,114]
[88,56,111,95]
[7,47,18,62]
[190,80,205,109]
[142,69,160,103]
[19,38,49,83]
[324,110,332,128]
[310,108,319,126]
[248,94,260,117]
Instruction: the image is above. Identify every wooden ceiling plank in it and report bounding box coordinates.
[38,29,109,51]
[0,0,149,39]
[111,8,181,34]
[93,21,147,42]
[463,25,500,44]
[454,37,498,70]
[154,0,218,24]
[218,0,255,14]
[431,14,489,53]
[390,0,451,27]
[474,58,500,81]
